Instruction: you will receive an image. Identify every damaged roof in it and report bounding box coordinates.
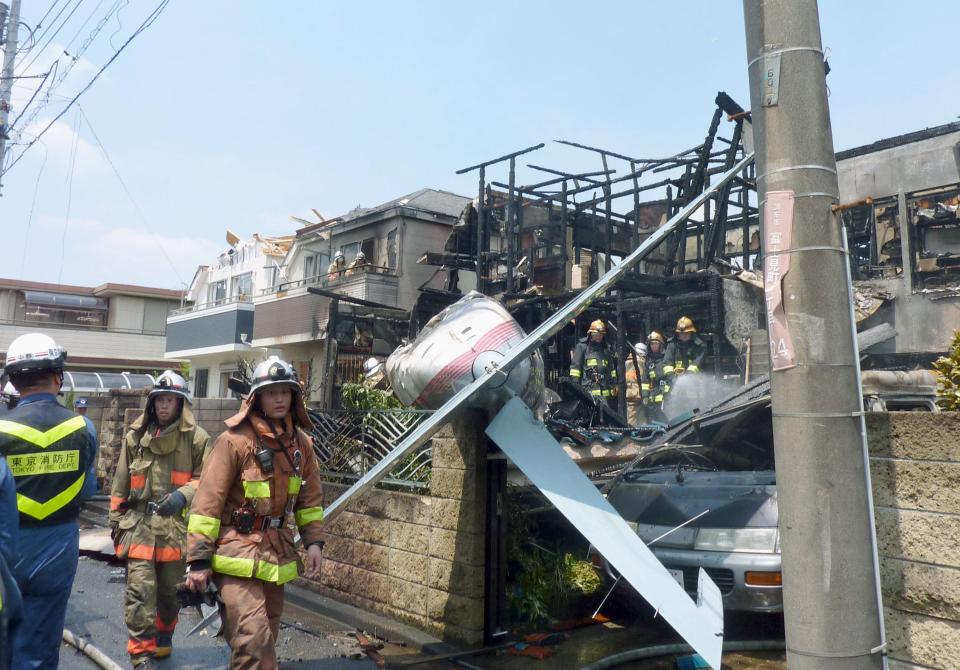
[836,120,960,161]
[338,188,470,222]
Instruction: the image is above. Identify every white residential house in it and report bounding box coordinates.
[251,188,471,406]
[165,233,293,398]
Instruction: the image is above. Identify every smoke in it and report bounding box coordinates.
[661,373,742,419]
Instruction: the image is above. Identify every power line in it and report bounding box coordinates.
[2,0,170,177]
[63,0,106,53]
[11,0,123,141]
[57,106,81,284]
[20,0,83,73]
[78,105,186,285]
[19,142,49,277]
[7,63,56,131]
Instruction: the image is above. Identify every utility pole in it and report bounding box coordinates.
[0,0,21,195]
[743,2,885,669]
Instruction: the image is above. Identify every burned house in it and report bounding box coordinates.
[419,93,765,418]
[835,121,960,366]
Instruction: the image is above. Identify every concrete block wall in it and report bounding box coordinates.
[304,410,488,645]
[866,412,960,669]
[93,392,240,487]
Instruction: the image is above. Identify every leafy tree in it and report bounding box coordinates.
[933,330,960,411]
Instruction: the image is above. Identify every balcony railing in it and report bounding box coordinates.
[261,265,397,295]
[0,317,165,337]
[170,294,253,317]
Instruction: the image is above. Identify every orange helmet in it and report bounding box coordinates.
[587,319,607,334]
[675,316,696,334]
[647,331,665,346]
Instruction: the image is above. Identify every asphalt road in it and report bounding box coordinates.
[61,554,380,670]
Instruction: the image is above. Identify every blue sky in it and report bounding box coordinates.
[2,0,957,289]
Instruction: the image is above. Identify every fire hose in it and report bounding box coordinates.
[578,639,785,670]
[62,629,124,670]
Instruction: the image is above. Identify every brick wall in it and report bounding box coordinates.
[866,412,960,669]
[303,410,488,645]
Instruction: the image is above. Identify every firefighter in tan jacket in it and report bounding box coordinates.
[109,370,211,668]
[184,356,325,670]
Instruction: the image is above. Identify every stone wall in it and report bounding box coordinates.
[303,410,488,645]
[92,391,240,486]
[866,412,960,669]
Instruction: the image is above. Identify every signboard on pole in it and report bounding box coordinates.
[764,190,797,370]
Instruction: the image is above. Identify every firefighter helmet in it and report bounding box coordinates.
[334,250,344,261]
[363,357,383,379]
[647,331,666,345]
[149,370,193,404]
[587,319,606,334]
[633,342,648,357]
[675,316,697,333]
[249,356,301,396]
[355,251,366,261]
[4,333,67,376]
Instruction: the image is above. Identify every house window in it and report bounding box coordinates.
[304,252,330,281]
[387,229,398,271]
[232,272,253,300]
[194,369,209,398]
[208,280,227,305]
[340,239,376,267]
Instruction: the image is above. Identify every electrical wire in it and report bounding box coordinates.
[17,0,85,75]
[78,106,186,285]
[2,0,170,177]
[7,63,56,132]
[31,1,65,35]
[57,107,82,284]
[63,0,107,54]
[12,0,124,139]
[20,0,87,72]
[19,143,49,277]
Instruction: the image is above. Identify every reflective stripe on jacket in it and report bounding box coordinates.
[570,338,618,395]
[0,399,90,526]
[186,399,325,586]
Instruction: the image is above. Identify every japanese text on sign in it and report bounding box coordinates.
[763,191,797,371]
[8,450,81,477]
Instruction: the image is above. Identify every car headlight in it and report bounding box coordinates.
[635,522,697,548]
[694,528,779,553]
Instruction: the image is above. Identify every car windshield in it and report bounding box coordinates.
[626,397,775,476]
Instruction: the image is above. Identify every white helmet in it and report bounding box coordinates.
[355,251,366,261]
[149,370,192,404]
[5,333,67,376]
[363,357,383,379]
[2,381,19,397]
[633,342,648,357]
[334,250,344,260]
[249,356,301,396]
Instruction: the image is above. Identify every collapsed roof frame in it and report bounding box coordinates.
[450,92,759,298]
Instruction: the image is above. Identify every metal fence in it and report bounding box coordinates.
[307,409,434,492]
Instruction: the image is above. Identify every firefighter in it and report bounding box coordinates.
[109,370,211,668]
[326,250,346,280]
[346,250,369,276]
[570,319,618,406]
[663,316,707,378]
[1,454,23,670]
[0,333,98,670]
[640,331,670,424]
[624,341,647,426]
[363,356,388,390]
[184,356,325,670]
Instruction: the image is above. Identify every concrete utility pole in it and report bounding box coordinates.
[0,0,21,195]
[743,2,886,669]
